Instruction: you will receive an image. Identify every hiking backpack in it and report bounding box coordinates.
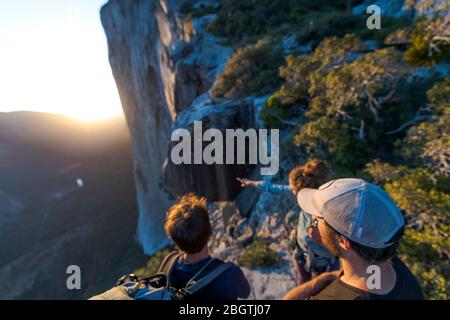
[89,251,233,300]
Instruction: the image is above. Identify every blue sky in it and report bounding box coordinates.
[0,0,123,121]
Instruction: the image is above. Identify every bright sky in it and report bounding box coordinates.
[0,0,123,121]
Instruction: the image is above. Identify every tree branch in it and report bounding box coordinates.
[385,115,431,135]
[264,109,299,126]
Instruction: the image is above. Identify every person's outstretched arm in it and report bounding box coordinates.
[283,271,339,300]
[237,177,262,188]
[237,178,291,195]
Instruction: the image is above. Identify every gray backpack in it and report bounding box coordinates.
[89,251,233,300]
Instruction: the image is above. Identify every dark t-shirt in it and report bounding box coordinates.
[311,257,424,300]
[169,256,251,300]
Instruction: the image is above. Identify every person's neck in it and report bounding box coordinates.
[181,246,209,264]
[339,256,396,295]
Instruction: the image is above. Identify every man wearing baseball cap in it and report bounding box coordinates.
[283,178,424,300]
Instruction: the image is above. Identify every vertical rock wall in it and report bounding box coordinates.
[101,0,240,254]
[101,0,184,253]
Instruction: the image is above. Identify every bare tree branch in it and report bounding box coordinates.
[263,109,299,126]
[350,120,366,141]
[385,115,431,135]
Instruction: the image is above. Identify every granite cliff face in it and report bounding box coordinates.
[101,0,178,255]
[101,0,254,254]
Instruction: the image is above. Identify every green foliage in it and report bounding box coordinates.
[259,95,303,128]
[296,11,361,44]
[238,237,281,269]
[207,0,295,40]
[212,39,284,99]
[295,116,372,168]
[384,26,413,46]
[384,168,449,222]
[427,76,450,111]
[207,0,363,42]
[134,246,174,277]
[261,35,366,129]
[180,1,217,22]
[357,16,413,43]
[365,159,407,184]
[263,35,417,169]
[404,18,450,66]
[399,226,450,299]
[400,78,450,176]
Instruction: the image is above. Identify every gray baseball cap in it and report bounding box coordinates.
[297,178,405,249]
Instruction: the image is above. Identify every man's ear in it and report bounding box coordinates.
[338,236,351,250]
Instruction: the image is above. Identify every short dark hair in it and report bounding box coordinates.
[164,193,211,254]
[324,220,404,263]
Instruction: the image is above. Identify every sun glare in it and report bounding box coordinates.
[65,106,124,122]
[0,1,122,122]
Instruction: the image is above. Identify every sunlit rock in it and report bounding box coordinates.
[101,0,232,254]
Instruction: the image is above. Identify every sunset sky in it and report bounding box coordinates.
[0,0,123,121]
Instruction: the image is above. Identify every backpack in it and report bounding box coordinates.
[89,251,233,300]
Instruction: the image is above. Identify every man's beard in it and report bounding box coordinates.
[321,228,342,257]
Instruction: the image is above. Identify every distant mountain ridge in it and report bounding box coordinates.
[0,111,130,158]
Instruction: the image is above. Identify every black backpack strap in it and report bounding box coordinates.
[157,251,180,274]
[157,251,181,286]
[176,259,233,299]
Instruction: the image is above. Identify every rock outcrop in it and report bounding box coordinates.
[207,190,299,299]
[101,0,248,253]
[164,96,256,200]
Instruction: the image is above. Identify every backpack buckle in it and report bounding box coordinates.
[174,287,191,300]
[115,274,139,286]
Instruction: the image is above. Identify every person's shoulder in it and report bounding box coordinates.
[392,257,421,286]
[208,259,251,299]
[309,280,341,300]
[392,257,425,299]
[392,256,417,279]
[311,279,366,300]
[219,261,247,280]
[206,259,248,284]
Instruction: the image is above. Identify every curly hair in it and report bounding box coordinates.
[164,193,211,254]
[288,159,329,194]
